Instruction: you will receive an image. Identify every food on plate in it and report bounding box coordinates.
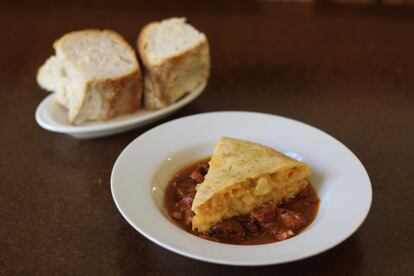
[138,17,210,109]
[37,30,142,124]
[192,137,312,232]
[36,18,210,126]
[165,137,319,245]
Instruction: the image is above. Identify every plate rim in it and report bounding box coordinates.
[110,111,372,266]
[34,85,204,135]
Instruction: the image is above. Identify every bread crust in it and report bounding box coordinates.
[138,21,210,109]
[79,70,142,124]
[37,29,143,124]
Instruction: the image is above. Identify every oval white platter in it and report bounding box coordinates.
[111,111,372,266]
[35,86,203,139]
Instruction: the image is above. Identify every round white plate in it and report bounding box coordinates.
[111,111,372,266]
[35,86,204,139]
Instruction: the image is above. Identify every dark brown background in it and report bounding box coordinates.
[1,0,413,275]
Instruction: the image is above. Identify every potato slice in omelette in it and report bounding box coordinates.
[191,137,312,233]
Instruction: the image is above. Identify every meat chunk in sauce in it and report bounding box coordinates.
[279,209,306,230]
[235,215,258,234]
[244,203,306,241]
[206,200,307,242]
[207,219,246,241]
[189,161,209,183]
[264,223,296,241]
[171,164,207,225]
[250,203,278,226]
[175,179,196,199]
[172,195,194,226]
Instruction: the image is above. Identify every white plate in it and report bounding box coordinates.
[111,111,372,266]
[35,86,204,139]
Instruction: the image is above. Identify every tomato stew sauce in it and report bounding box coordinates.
[165,158,320,245]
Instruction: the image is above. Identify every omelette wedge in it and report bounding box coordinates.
[191,137,312,233]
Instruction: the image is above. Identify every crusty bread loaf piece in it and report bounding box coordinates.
[37,29,142,124]
[138,18,210,109]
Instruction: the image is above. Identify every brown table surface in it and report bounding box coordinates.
[1,1,413,275]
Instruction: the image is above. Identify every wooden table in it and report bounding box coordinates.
[1,1,413,275]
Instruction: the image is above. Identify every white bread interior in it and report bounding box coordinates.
[37,29,142,124]
[138,18,210,109]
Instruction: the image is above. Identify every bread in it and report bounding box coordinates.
[37,30,142,124]
[138,18,210,109]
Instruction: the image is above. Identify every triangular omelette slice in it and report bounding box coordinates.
[191,137,311,233]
